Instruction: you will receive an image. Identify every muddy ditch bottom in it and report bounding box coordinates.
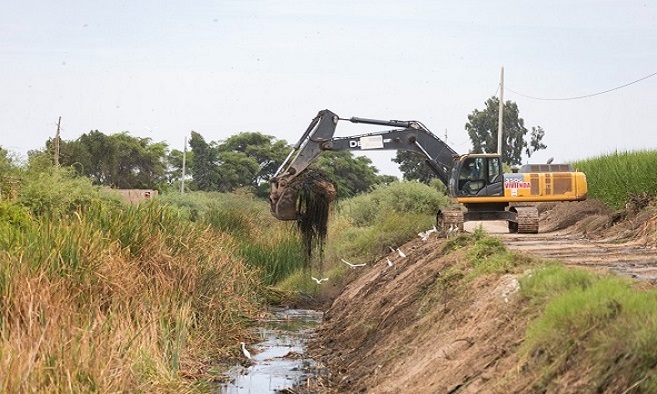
[219,308,324,393]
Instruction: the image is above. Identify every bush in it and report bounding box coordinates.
[326,181,448,263]
[17,167,121,217]
[340,180,448,227]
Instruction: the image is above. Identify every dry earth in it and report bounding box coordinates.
[304,199,657,393]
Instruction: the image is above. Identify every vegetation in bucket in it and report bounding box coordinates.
[291,169,337,271]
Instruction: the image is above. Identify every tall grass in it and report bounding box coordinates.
[520,265,657,392]
[162,191,305,285]
[0,184,262,391]
[575,150,657,209]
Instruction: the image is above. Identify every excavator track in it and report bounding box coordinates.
[514,206,539,234]
[437,209,464,233]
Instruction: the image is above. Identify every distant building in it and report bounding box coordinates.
[113,189,158,204]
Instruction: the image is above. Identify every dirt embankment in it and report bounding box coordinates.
[307,199,657,393]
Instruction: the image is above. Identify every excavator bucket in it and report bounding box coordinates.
[270,179,301,220]
[269,170,337,221]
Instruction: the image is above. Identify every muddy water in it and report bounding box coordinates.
[219,308,323,393]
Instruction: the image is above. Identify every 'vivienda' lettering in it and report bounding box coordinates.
[504,180,531,189]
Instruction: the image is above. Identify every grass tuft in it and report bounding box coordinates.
[520,265,657,392]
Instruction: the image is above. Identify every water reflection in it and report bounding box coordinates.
[219,308,323,393]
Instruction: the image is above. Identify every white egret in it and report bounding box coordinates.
[240,342,251,360]
[396,248,406,258]
[341,258,366,268]
[418,231,429,241]
[311,276,329,284]
[386,257,394,267]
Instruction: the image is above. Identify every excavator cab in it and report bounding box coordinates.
[451,155,504,197]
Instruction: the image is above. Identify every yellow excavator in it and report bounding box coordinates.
[269,109,587,234]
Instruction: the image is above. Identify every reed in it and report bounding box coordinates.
[0,194,262,391]
[162,191,306,286]
[575,150,657,209]
[326,181,447,263]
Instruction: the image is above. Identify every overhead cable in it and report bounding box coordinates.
[507,70,657,101]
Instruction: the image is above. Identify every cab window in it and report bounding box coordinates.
[488,157,501,183]
[460,157,485,181]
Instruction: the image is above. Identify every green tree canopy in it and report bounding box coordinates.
[392,151,437,184]
[189,131,220,191]
[216,132,290,187]
[188,131,289,195]
[312,151,380,198]
[53,131,168,189]
[465,97,546,166]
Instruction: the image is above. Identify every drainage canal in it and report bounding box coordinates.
[219,308,323,393]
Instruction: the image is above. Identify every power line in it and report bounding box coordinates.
[507,70,657,101]
[492,82,500,98]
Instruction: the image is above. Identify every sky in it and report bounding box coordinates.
[1,0,656,177]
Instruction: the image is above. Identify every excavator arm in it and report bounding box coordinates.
[269,109,458,220]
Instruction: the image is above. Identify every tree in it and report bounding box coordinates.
[216,132,290,189]
[215,151,260,192]
[188,131,221,191]
[312,151,379,198]
[392,151,437,184]
[54,131,168,189]
[0,147,20,200]
[465,97,546,166]
[188,131,290,194]
[527,126,547,157]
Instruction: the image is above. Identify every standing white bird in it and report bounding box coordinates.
[396,248,406,258]
[311,276,329,284]
[386,257,394,267]
[240,342,251,360]
[341,258,366,268]
[419,225,438,241]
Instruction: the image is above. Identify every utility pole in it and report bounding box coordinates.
[181,135,187,193]
[54,116,61,166]
[497,67,504,159]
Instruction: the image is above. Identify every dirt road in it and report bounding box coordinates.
[465,220,657,281]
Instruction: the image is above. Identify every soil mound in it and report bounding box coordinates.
[304,198,657,392]
[308,236,536,393]
[538,197,657,246]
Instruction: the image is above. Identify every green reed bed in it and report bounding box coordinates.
[163,192,306,286]
[575,150,657,209]
[0,199,262,392]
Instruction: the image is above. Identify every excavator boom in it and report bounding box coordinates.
[269,109,458,220]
